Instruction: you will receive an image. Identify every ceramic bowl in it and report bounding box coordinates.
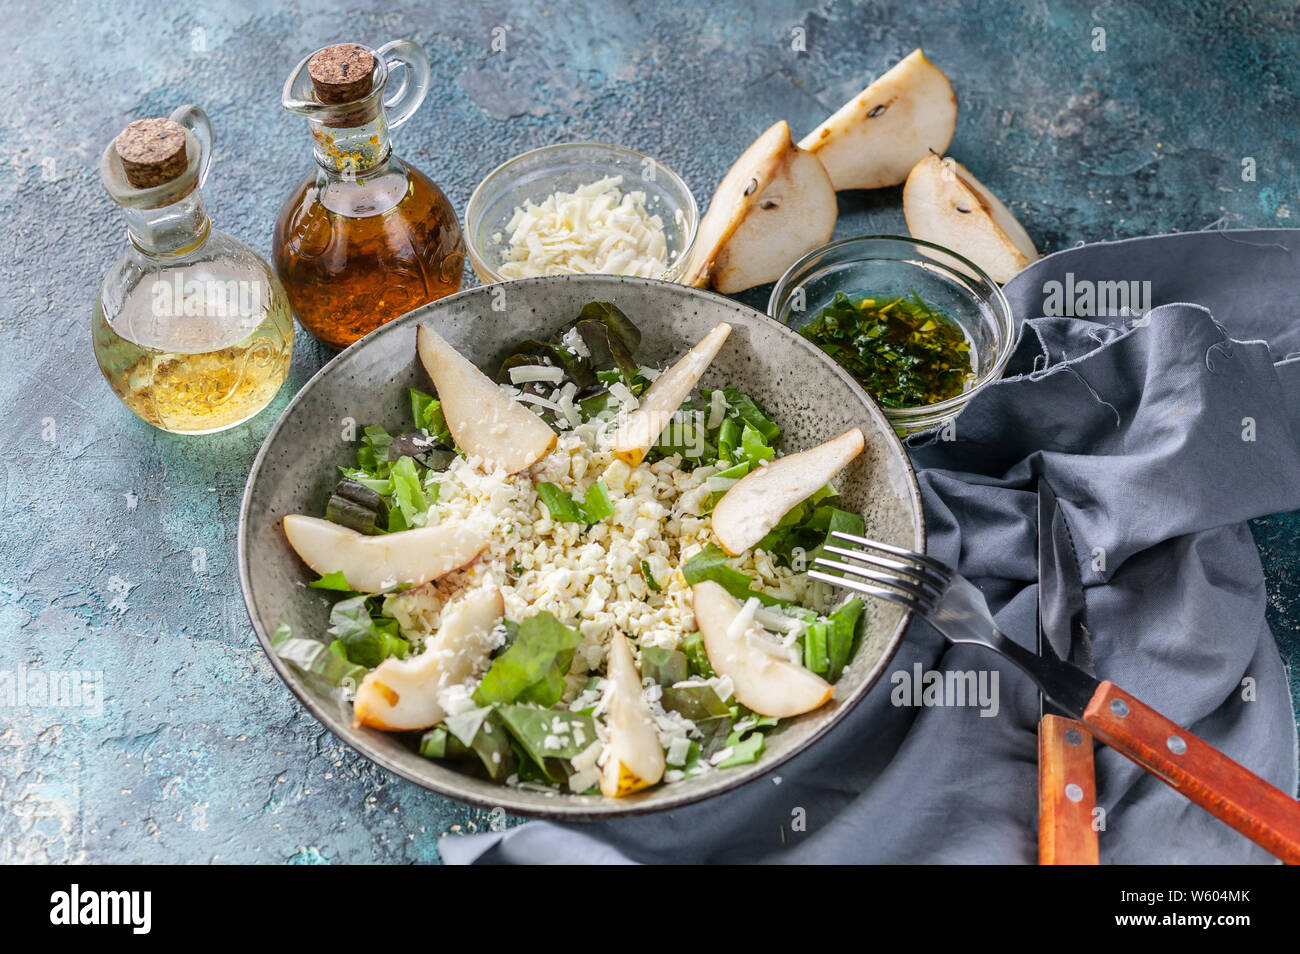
[238,275,924,819]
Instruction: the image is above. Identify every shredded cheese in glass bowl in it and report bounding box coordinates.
[466,143,698,285]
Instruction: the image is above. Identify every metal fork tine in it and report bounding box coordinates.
[809,558,939,615]
[812,556,941,604]
[820,544,948,594]
[828,531,952,577]
[807,570,927,613]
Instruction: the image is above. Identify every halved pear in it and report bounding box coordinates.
[680,121,836,294]
[600,631,666,797]
[609,322,732,467]
[283,514,486,593]
[799,49,957,190]
[692,581,833,718]
[352,587,505,731]
[712,427,865,555]
[416,324,556,474]
[903,154,1039,283]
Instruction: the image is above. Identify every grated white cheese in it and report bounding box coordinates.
[608,381,639,411]
[381,424,828,760]
[497,176,671,280]
[727,597,761,641]
[706,389,728,429]
[509,365,565,385]
[666,737,693,767]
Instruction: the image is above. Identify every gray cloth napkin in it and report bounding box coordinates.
[442,230,1300,865]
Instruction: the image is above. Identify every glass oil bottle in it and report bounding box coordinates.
[273,41,465,350]
[93,106,294,434]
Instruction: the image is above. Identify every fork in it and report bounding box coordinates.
[810,530,1300,864]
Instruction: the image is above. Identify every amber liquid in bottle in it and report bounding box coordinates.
[275,41,465,350]
[274,160,464,349]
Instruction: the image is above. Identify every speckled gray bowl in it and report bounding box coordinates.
[238,275,924,819]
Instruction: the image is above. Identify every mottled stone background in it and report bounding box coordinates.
[1,0,1296,863]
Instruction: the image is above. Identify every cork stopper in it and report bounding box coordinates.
[308,44,375,104]
[114,118,188,188]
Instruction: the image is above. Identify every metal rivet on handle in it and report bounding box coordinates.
[1110,699,1130,718]
[1065,783,1084,803]
[1065,728,1083,746]
[1167,735,1187,755]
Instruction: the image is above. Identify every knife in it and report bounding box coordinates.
[1036,479,1099,864]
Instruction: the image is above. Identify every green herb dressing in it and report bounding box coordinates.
[801,291,974,409]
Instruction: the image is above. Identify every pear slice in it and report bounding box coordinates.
[903,154,1039,283]
[680,121,836,294]
[352,587,505,731]
[283,514,486,593]
[600,631,666,797]
[692,581,833,718]
[416,324,556,474]
[712,427,865,555]
[799,49,957,191]
[609,322,732,467]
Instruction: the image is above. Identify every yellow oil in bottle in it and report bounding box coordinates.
[95,106,295,434]
[92,270,294,434]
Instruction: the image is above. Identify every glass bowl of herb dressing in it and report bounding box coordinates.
[769,235,1015,435]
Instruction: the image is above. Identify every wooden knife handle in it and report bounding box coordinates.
[1083,681,1300,864]
[1038,714,1100,864]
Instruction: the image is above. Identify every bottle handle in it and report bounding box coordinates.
[169,104,214,188]
[375,39,429,131]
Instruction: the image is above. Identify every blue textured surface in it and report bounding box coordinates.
[1,0,1296,863]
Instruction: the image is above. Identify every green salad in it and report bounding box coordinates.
[275,302,871,796]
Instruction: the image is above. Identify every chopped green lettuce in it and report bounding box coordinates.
[660,683,729,721]
[327,594,409,668]
[537,482,585,524]
[271,623,368,686]
[739,423,775,465]
[682,544,790,607]
[473,612,582,707]
[582,480,615,522]
[443,706,516,781]
[801,597,865,682]
[409,388,451,444]
[716,387,780,443]
[497,706,598,783]
[716,729,765,768]
[308,570,354,592]
[679,632,716,679]
[640,647,688,687]
[388,455,430,530]
[355,424,393,478]
[418,726,469,760]
[824,598,865,682]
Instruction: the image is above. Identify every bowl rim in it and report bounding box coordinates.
[463,141,701,285]
[237,275,925,820]
[767,234,1017,422]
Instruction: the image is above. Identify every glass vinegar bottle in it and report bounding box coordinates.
[93,105,294,434]
[273,41,465,350]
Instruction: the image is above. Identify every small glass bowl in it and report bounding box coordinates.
[464,142,699,286]
[769,235,1016,435]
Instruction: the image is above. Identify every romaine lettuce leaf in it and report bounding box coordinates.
[271,623,368,686]
[641,647,688,686]
[497,706,598,783]
[473,612,582,707]
[443,707,516,781]
[327,594,409,668]
[716,729,765,768]
[388,455,430,529]
[682,544,790,607]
